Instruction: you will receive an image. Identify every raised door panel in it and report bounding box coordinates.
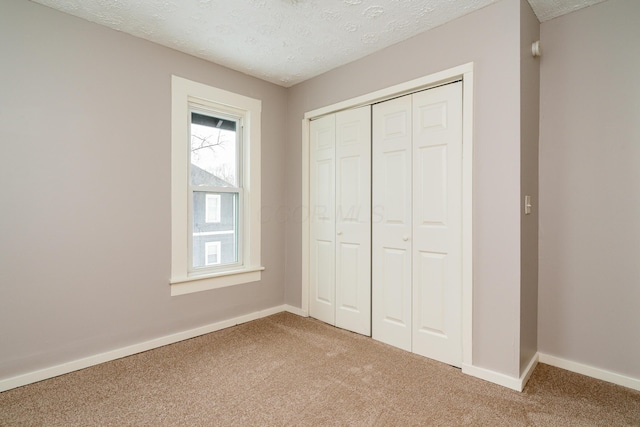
[416,251,447,335]
[335,106,371,336]
[309,114,336,326]
[372,95,412,350]
[411,82,463,367]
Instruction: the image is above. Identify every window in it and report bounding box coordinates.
[171,76,263,296]
[205,194,221,224]
[204,241,221,266]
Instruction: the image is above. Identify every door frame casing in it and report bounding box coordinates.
[301,63,474,367]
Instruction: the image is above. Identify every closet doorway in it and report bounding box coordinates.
[302,64,473,369]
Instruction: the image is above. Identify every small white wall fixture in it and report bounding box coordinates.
[302,63,475,371]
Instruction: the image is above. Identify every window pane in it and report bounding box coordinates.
[190,112,238,188]
[192,191,238,269]
[205,194,221,223]
[204,241,221,265]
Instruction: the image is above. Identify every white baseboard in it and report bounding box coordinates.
[462,353,538,392]
[520,353,539,389]
[22,307,630,397]
[538,353,640,392]
[284,304,308,317]
[462,364,523,391]
[0,304,291,393]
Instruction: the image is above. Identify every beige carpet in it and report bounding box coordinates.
[1,312,638,426]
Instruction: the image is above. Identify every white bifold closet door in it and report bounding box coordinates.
[372,82,463,367]
[309,105,371,336]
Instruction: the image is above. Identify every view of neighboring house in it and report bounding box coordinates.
[190,165,237,268]
[189,110,240,270]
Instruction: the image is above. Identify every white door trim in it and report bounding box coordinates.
[302,62,474,365]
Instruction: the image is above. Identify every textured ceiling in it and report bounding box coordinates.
[30,0,610,87]
[527,0,608,21]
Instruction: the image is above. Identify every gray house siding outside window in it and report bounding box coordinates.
[190,165,237,268]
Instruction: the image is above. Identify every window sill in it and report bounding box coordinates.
[170,266,265,296]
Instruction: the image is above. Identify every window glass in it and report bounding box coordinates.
[204,241,221,266]
[192,191,239,268]
[205,194,221,223]
[190,110,241,271]
[190,112,238,188]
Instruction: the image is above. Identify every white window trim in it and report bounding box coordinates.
[171,75,263,296]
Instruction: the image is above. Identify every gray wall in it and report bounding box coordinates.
[285,0,526,377]
[519,0,540,375]
[538,0,640,378]
[0,0,287,379]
